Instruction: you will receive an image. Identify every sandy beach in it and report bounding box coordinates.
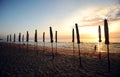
[0,42,120,77]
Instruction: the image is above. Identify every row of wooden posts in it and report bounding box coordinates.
[72,19,110,72]
[6,19,110,72]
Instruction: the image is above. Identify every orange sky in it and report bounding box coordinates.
[0,0,120,42]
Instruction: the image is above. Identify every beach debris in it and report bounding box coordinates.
[75,23,82,67]
[98,26,102,60]
[49,26,54,59]
[104,19,110,72]
[55,31,57,54]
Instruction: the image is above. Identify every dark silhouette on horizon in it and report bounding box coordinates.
[10,34,11,43]
[34,29,38,55]
[104,19,109,44]
[26,31,29,42]
[18,33,21,43]
[7,35,9,42]
[34,29,37,43]
[43,32,45,52]
[98,26,102,60]
[50,27,53,43]
[55,31,57,54]
[13,33,16,43]
[49,26,54,59]
[104,19,110,72]
[75,23,82,67]
[72,28,75,57]
[26,31,29,51]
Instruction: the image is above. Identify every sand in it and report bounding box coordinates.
[0,42,120,77]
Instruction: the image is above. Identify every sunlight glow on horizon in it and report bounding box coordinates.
[0,0,120,42]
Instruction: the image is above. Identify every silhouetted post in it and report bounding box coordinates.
[10,34,12,48]
[6,35,9,48]
[50,27,54,59]
[10,34,11,43]
[72,28,75,56]
[26,31,29,51]
[34,29,38,55]
[104,19,110,72]
[13,33,16,43]
[22,35,24,44]
[43,32,45,52]
[7,35,9,42]
[55,31,57,54]
[98,26,102,60]
[75,23,82,67]
[18,33,21,50]
[13,33,16,48]
[22,34,24,50]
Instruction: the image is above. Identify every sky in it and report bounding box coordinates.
[0,0,120,42]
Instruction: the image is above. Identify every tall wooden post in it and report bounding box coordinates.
[50,27,54,59]
[75,23,82,67]
[98,26,102,59]
[104,19,110,72]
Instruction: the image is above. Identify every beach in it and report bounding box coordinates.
[0,42,120,77]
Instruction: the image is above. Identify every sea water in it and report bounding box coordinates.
[0,40,120,53]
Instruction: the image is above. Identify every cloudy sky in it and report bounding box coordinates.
[0,0,120,42]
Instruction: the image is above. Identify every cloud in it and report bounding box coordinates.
[106,5,120,21]
[76,4,120,27]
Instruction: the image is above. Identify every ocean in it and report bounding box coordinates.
[0,39,120,53]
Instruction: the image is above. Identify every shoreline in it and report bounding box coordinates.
[0,42,120,77]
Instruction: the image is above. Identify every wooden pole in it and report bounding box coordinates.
[78,44,81,67]
[43,32,45,52]
[104,19,110,72]
[107,44,110,72]
[22,35,24,44]
[55,31,57,54]
[51,43,54,59]
[10,34,12,50]
[18,33,21,50]
[98,42,101,59]
[34,29,38,55]
[26,31,29,52]
[75,23,82,67]
[14,33,16,43]
[36,42,38,55]
[72,28,75,56]
[7,35,9,42]
[50,27,54,59]
[98,26,102,59]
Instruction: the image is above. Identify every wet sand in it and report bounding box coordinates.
[0,42,120,77]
